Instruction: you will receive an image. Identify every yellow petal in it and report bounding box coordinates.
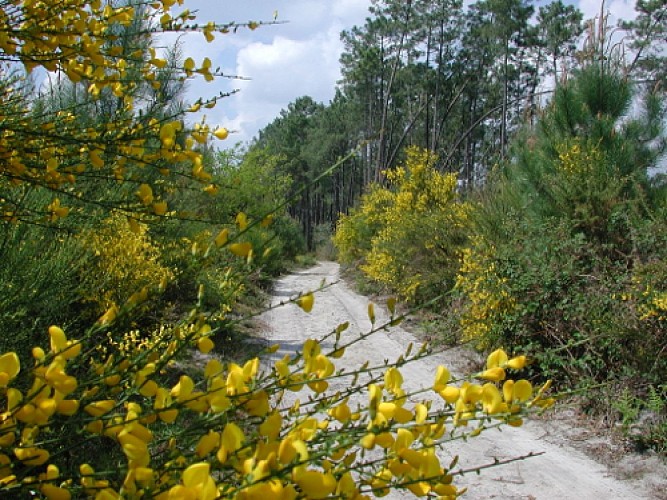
[172,375,194,401]
[62,340,81,360]
[328,403,351,423]
[214,228,229,247]
[375,432,394,448]
[153,201,168,216]
[84,400,115,417]
[7,388,22,410]
[158,409,178,424]
[360,433,375,450]
[384,367,403,392]
[406,481,430,497]
[214,128,229,140]
[48,326,67,354]
[118,432,148,461]
[487,349,508,369]
[196,432,220,458]
[394,406,413,424]
[235,212,248,230]
[297,292,314,313]
[56,400,79,416]
[415,403,428,424]
[182,462,210,488]
[387,297,397,315]
[438,385,460,404]
[294,470,336,499]
[245,390,270,417]
[503,380,515,403]
[219,422,244,456]
[97,305,118,325]
[482,383,503,414]
[159,122,175,142]
[378,402,396,420]
[229,242,252,257]
[433,365,450,391]
[259,412,282,440]
[134,467,153,484]
[14,447,49,466]
[136,184,154,206]
[512,380,533,402]
[89,149,104,168]
[478,367,506,382]
[506,355,527,370]
[0,353,20,384]
[40,483,71,500]
[277,438,297,464]
[197,337,214,354]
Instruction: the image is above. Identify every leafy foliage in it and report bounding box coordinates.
[78,214,174,314]
[335,147,470,300]
[0,224,88,361]
[452,56,667,433]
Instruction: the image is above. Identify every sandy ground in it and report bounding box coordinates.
[259,261,667,499]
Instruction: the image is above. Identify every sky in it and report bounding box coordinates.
[164,0,372,145]
[169,0,638,145]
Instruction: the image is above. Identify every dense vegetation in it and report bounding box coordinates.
[0,0,559,498]
[325,1,667,452]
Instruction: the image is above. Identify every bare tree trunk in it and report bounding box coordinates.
[375,1,413,179]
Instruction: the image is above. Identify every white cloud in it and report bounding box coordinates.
[223,29,342,142]
[179,0,372,144]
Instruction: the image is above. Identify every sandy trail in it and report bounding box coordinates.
[259,261,665,499]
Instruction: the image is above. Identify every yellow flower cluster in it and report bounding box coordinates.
[0,0,246,225]
[333,186,394,264]
[618,275,667,323]
[555,140,602,178]
[336,147,470,300]
[101,326,173,362]
[0,314,552,498]
[652,293,667,315]
[78,214,174,313]
[456,238,516,345]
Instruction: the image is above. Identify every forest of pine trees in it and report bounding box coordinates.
[249,0,664,246]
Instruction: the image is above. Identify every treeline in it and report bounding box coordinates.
[249,0,665,249]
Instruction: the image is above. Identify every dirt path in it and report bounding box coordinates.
[259,261,666,499]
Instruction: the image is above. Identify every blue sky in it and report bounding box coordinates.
[170,0,637,145]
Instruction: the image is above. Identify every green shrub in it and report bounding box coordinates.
[77,214,174,315]
[0,223,88,362]
[335,147,470,301]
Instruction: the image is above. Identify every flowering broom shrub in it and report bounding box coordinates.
[78,214,174,314]
[0,295,553,498]
[334,147,470,301]
[455,237,516,347]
